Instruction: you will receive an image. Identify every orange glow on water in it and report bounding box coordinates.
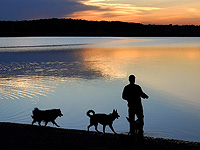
[79,46,200,105]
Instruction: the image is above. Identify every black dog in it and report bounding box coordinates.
[126,117,140,135]
[87,109,120,134]
[31,108,63,127]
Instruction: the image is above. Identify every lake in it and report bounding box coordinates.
[0,37,200,142]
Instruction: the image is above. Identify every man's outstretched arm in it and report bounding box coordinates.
[140,87,149,99]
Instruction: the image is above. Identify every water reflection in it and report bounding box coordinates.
[0,46,200,105]
[81,48,127,79]
[0,75,57,100]
[0,51,102,100]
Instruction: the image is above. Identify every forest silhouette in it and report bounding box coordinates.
[0,18,200,37]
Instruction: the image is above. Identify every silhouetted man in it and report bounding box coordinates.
[122,75,149,138]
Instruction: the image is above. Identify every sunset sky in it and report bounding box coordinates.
[1,0,200,25]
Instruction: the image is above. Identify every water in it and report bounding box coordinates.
[0,37,200,142]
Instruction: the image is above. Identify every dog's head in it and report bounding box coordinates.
[57,109,63,117]
[126,117,139,123]
[126,117,140,127]
[112,109,120,119]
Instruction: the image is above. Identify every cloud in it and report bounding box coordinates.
[0,0,96,20]
[66,0,161,22]
[66,0,200,25]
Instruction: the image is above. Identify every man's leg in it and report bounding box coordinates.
[136,108,144,138]
[128,107,136,135]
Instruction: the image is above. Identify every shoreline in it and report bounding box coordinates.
[0,122,199,150]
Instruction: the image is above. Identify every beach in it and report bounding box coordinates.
[0,122,199,150]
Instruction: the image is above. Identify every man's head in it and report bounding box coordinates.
[129,75,135,84]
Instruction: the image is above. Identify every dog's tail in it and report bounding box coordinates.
[86,110,95,118]
[32,107,40,118]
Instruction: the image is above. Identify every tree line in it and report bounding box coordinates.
[0,18,200,37]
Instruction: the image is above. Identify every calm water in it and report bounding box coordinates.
[0,37,200,142]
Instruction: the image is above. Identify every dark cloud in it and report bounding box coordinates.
[0,0,96,20]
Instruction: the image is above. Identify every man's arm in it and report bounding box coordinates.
[140,87,149,99]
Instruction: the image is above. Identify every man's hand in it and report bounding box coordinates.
[143,94,149,99]
[141,93,149,99]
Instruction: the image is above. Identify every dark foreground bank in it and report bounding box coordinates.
[0,122,199,150]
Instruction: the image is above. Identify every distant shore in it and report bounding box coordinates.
[0,122,199,150]
[0,18,200,37]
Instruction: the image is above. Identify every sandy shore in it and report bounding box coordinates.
[0,122,199,150]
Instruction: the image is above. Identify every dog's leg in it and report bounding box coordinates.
[109,124,117,134]
[32,120,36,125]
[103,125,106,134]
[38,121,41,126]
[44,121,48,126]
[128,131,131,135]
[94,124,100,133]
[52,120,60,127]
[88,124,93,131]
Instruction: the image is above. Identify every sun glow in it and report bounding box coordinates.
[67,0,161,23]
[65,0,200,25]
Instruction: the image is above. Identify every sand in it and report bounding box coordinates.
[0,122,199,150]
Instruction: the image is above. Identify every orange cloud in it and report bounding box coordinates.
[66,0,161,22]
[65,0,200,25]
